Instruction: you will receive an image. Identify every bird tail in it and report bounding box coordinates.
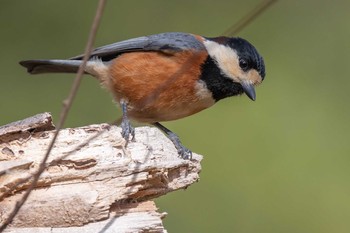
[19,59,84,74]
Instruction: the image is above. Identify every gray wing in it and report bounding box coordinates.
[70,32,205,60]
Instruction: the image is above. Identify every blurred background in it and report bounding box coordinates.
[1,0,350,232]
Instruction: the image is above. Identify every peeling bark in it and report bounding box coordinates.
[0,113,202,232]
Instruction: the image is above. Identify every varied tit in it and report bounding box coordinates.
[19,32,265,160]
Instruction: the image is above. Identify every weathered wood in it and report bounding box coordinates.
[3,201,166,233]
[0,113,202,232]
[0,112,55,143]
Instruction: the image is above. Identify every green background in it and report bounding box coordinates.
[1,0,350,232]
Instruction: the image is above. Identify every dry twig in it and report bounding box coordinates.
[0,1,106,231]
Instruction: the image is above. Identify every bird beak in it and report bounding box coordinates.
[241,81,256,101]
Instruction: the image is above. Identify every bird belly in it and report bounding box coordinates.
[128,84,215,122]
[106,51,215,123]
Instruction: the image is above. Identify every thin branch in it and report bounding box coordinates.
[223,0,278,36]
[0,0,107,231]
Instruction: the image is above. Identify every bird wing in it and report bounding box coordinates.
[70,32,206,61]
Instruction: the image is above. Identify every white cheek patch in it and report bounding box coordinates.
[203,40,241,82]
[247,69,263,85]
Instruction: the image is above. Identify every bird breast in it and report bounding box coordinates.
[106,50,215,123]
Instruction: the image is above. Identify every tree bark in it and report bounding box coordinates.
[0,113,202,232]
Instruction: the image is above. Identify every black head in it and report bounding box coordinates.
[227,37,265,80]
[202,36,266,101]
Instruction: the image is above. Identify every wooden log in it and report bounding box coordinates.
[0,113,202,232]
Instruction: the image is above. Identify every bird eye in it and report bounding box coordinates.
[239,58,249,70]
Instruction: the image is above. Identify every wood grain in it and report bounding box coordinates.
[0,113,202,232]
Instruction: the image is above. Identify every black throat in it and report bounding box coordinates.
[200,56,244,102]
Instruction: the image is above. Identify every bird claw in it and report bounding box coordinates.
[121,117,135,142]
[167,132,192,160]
[177,146,192,160]
[152,122,193,160]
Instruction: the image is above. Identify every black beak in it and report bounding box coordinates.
[241,82,256,101]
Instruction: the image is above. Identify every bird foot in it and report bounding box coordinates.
[152,122,193,160]
[121,117,135,142]
[177,145,193,160]
[167,132,192,160]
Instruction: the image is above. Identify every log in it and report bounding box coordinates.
[0,113,202,232]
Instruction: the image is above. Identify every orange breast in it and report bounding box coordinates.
[107,50,214,123]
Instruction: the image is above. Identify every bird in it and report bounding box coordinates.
[19,32,265,160]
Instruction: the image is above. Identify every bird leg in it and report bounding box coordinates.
[153,122,192,160]
[120,102,135,142]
